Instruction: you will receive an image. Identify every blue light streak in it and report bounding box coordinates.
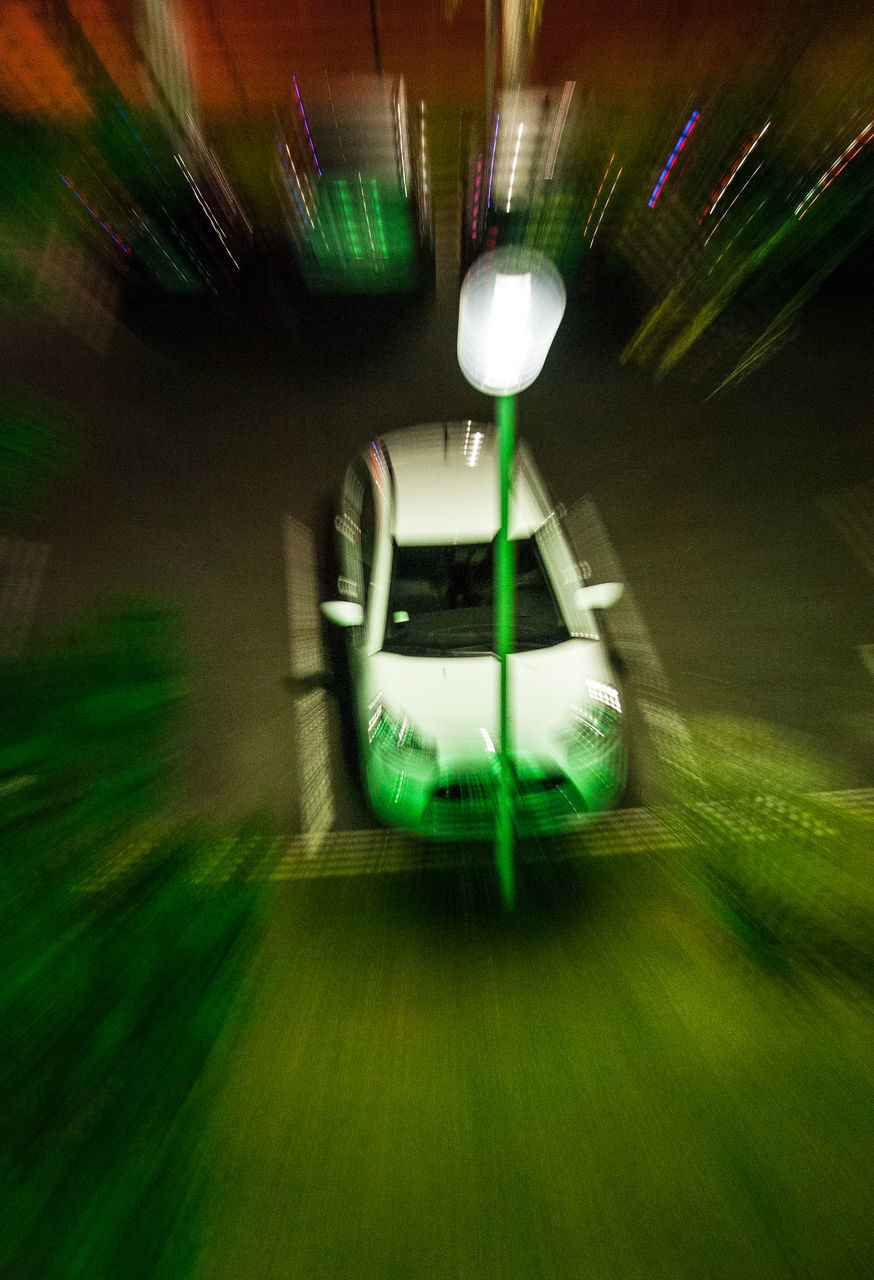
[648,110,699,208]
[59,174,131,252]
[293,77,322,177]
[486,113,500,211]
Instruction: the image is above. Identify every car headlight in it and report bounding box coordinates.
[367,698,437,760]
[558,682,623,759]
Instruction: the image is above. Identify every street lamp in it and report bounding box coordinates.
[457,246,566,908]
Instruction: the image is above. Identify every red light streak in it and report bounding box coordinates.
[796,121,874,219]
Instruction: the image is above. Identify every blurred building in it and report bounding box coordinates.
[463,84,586,286]
[274,75,433,294]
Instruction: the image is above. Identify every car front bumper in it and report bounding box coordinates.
[365,738,627,842]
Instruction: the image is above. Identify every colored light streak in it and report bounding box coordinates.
[505,122,524,213]
[486,113,500,211]
[418,104,431,235]
[543,80,575,180]
[648,110,699,208]
[358,173,376,255]
[708,197,767,267]
[175,154,239,267]
[419,104,429,200]
[59,174,130,252]
[700,121,770,221]
[704,163,763,246]
[584,153,614,239]
[396,100,408,197]
[207,149,249,228]
[292,76,321,177]
[795,121,874,219]
[471,153,483,240]
[590,166,622,247]
[370,180,387,256]
[137,215,195,283]
[279,140,314,226]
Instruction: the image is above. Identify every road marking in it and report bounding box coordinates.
[268,809,679,880]
[0,536,50,658]
[283,515,327,678]
[818,479,874,578]
[250,787,874,881]
[81,788,874,889]
[293,686,335,854]
[283,516,335,849]
[565,496,690,748]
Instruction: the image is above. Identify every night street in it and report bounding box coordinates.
[2,5,873,1279]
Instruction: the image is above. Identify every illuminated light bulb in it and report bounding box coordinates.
[458,246,566,396]
[484,272,532,389]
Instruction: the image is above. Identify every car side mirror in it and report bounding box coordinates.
[574,582,624,610]
[320,600,364,627]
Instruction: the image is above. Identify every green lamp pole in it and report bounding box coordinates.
[458,247,566,909]
[495,391,516,904]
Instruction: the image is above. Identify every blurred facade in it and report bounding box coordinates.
[0,2,870,387]
[274,75,433,294]
[462,83,587,286]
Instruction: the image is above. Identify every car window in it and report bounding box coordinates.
[383,537,570,656]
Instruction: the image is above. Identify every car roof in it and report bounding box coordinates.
[377,422,548,545]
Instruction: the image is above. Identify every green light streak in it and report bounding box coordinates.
[495,395,516,910]
[304,177,415,288]
[370,179,388,257]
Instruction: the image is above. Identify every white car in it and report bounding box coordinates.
[321,422,627,839]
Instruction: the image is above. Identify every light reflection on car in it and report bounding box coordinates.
[322,422,627,839]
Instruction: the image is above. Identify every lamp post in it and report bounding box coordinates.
[457,246,566,908]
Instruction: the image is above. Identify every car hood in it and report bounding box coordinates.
[366,640,617,772]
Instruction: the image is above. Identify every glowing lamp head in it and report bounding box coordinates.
[457,247,566,396]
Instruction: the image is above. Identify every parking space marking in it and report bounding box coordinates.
[293,686,335,853]
[82,788,874,890]
[0,536,50,658]
[283,515,327,679]
[565,496,690,748]
[267,807,680,880]
[264,786,874,880]
[283,516,335,850]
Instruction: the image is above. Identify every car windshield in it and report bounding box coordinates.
[382,537,570,656]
